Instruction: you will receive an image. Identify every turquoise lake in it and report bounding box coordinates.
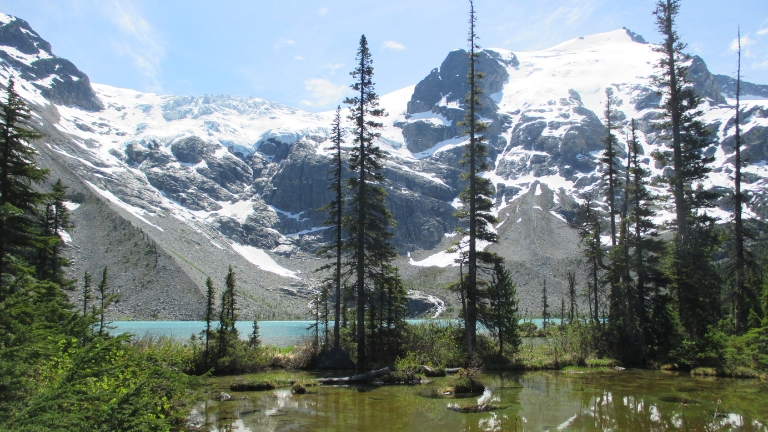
[109,319,558,347]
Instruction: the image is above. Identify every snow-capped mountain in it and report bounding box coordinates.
[2,13,766,319]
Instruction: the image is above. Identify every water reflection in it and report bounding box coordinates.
[200,370,768,431]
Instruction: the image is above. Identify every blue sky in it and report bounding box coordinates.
[1,0,766,111]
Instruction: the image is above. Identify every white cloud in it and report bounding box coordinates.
[325,63,344,75]
[318,7,328,17]
[730,35,755,57]
[300,78,347,107]
[382,40,405,51]
[294,56,304,61]
[102,0,164,91]
[757,28,768,36]
[274,38,296,51]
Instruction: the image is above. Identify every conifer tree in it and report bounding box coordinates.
[600,88,623,247]
[317,106,345,349]
[343,35,395,371]
[653,0,688,244]
[96,266,115,336]
[218,266,238,360]
[478,256,519,356]
[249,316,261,349]
[541,279,549,330]
[626,120,665,334]
[732,30,748,334]
[82,270,92,316]
[203,276,215,359]
[38,179,73,282]
[0,78,47,284]
[455,0,498,360]
[654,0,720,343]
[567,270,577,324]
[573,194,605,330]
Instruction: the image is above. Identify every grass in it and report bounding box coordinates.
[691,367,766,379]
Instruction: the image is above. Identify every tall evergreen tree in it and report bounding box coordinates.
[732,30,748,334]
[0,78,47,285]
[541,279,549,331]
[600,87,623,247]
[625,120,672,360]
[38,179,72,282]
[654,0,720,344]
[218,265,238,360]
[567,270,577,324]
[478,257,520,356]
[203,276,215,360]
[573,194,605,330]
[96,266,115,336]
[343,35,395,371]
[653,0,689,245]
[455,0,499,361]
[317,106,346,349]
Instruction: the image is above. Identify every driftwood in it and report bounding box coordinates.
[445,367,461,374]
[317,367,391,384]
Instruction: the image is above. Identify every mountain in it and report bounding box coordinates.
[1,13,766,320]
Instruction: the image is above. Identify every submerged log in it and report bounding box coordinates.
[317,367,391,384]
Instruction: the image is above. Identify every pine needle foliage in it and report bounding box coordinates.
[454,0,498,362]
[317,106,346,349]
[0,78,47,283]
[343,34,396,371]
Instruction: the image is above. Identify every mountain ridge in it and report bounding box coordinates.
[1,14,766,320]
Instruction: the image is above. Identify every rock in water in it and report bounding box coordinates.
[316,347,356,370]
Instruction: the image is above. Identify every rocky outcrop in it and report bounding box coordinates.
[0,16,103,111]
[501,89,605,180]
[715,74,768,99]
[406,291,445,318]
[261,142,334,230]
[407,49,514,116]
[688,56,727,105]
[386,190,456,252]
[401,49,515,153]
[170,136,217,164]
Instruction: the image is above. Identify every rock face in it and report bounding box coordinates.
[401,49,516,153]
[0,16,103,111]
[406,291,445,318]
[715,74,768,99]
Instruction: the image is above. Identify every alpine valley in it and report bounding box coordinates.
[1,13,766,321]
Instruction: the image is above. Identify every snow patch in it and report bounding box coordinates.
[63,201,81,211]
[409,250,457,268]
[58,229,72,244]
[231,243,300,279]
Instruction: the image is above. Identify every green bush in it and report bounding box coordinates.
[401,321,465,367]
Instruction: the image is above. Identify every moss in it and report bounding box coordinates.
[229,378,277,391]
[690,367,719,377]
[585,358,622,368]
[422,366,446,377]
[452,376,485,394]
